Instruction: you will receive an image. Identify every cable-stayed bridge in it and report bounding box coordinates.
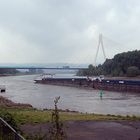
[0,34,121,70]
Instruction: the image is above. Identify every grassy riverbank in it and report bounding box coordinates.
[0,108,140,125]
[0,96,140,125]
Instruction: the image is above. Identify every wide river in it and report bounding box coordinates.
[0,74,140,115]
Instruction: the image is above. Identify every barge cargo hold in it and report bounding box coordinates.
[35,76,140,93]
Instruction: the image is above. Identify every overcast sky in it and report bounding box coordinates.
[0,0,140,65]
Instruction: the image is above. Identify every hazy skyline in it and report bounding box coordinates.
[0,0,140,65]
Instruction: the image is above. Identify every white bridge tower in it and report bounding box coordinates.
[94,34,106,66]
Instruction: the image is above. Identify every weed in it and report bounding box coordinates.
[48,97,66,140]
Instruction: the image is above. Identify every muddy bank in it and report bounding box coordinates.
[21,120,140,140]
[0,96,32,108]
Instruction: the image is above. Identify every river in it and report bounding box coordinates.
[0,74,140,115]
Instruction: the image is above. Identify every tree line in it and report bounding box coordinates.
[77,50,140,77]
[0,68,19,74]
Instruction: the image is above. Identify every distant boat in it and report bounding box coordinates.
[0,85,6,92]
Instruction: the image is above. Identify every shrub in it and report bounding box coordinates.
[0,110,19,132]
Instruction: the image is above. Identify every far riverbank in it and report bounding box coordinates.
[0,73,40,77]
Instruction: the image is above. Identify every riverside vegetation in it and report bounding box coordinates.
[77,50,140,77]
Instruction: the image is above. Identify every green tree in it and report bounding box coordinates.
[77,50,140,77]
[126,66,140,77]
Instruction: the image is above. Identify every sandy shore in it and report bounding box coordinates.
[21,120,140,140]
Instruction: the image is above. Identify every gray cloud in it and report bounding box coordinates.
[0,0,140,64]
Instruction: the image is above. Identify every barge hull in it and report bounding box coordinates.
[35,78,140,93]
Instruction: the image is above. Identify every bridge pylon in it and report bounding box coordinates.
[94,34,106,66]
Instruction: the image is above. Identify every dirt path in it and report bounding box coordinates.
[21,120,140,140]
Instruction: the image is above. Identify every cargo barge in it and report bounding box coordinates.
[34,75,140,93]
